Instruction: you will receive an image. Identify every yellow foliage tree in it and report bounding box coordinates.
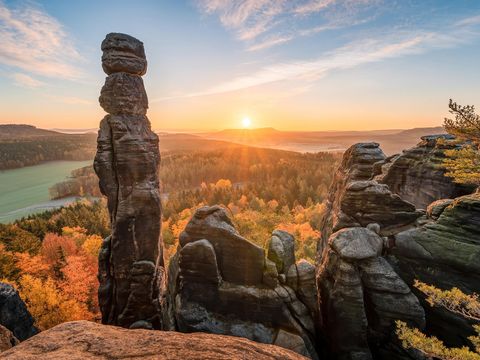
[17,275,91,330]
[397,280,480,359]
[443,99,480,186]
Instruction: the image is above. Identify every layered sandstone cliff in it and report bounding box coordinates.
[316,136,479,359]
[164,206,319,359]
[94,33,164,329]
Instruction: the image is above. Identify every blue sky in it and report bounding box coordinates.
[0,0,480,131]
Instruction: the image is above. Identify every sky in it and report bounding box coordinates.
[0,0,480,131]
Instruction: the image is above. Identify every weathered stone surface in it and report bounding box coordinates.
[330,227,383,260]
[99,72,148,115]
[318,228,425,360]
[94,33,163,329]
[267,230,295,274]
[167,209,319,358]
[179,239,220,285]
[1,321,307,360]
[318,142,421,254]
[389,193,480,346]
[426,198,454,219]
[263,259,279,288]
[378,135,475,209]
[274,329,310,357]
[179,206,265,285]
[0,283,37,341]
[0,324,18,352]
[286,260,317,317]
[317,136,479,358]
[101,33,147,75]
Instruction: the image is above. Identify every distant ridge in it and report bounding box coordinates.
[199,126,447,155]
[0,124,61,138]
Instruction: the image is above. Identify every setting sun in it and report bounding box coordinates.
[242,117,251,128]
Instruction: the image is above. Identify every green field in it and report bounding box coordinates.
[0,160,92,223]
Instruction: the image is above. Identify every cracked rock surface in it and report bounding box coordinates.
[1,321,307,360]
[94,33,163,329]
[165,206,319,359]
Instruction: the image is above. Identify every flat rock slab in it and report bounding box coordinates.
[1,321,307,360]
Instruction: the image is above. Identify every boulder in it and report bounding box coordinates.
[0,283,37,341]
[101,33,147,75]
[267,230,295,274]
[179,206,265,285]
[99,73,148,115]
[329,227,383,260]
[1,321,307,360]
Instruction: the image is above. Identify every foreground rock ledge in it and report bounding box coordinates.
[1,321,308,360]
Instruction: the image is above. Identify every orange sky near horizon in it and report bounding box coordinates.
[0,1,479,132]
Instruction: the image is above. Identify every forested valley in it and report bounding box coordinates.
[0,145,340,329]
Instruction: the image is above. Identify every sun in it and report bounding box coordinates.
[242,117,252,128]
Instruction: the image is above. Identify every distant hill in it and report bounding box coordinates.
[200,126,446,155]
[0,124,61,139]
[0,125,97,170]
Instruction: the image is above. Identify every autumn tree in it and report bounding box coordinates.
[397,280,480,359]
[443,99,480,186]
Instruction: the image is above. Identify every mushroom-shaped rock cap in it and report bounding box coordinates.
[329,227,383,260]
[101,33,147,75]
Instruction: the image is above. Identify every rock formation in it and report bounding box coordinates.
[0,325,17,352]
[319,142,422,252]
[389,193,480,345]
[376,135,475,208]
[1,321,308,360]
[164,206,319,359]
[94,33,164,329]
[316,136,480,359]
[0,283,37,341]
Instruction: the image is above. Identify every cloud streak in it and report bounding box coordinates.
[196,0,380,51]
[0,1,83,79]
[10,73,45,88]
[154,16,480,102]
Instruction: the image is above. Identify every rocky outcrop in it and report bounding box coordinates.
[1,320,308,360]
[165,206,319,359]
[0,325,18,352]
[376,135,475,209]
[94,33,163,329]
[317,228,424,360]
[0,283,37,341]
[388,193,480,346]
[319,142,422,253]
[317,137,479,359]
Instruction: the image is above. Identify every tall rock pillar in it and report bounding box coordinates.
[94,33,163,329]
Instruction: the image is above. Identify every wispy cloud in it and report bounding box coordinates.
[293,0,337,15]
[10,73,45,88]
[45,95,93,105]
[154,15,480,102]
[0,1,83,79]
[196,0,380,51]
[246,35,293,51]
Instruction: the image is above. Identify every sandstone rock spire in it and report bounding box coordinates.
[94,33,163,329]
